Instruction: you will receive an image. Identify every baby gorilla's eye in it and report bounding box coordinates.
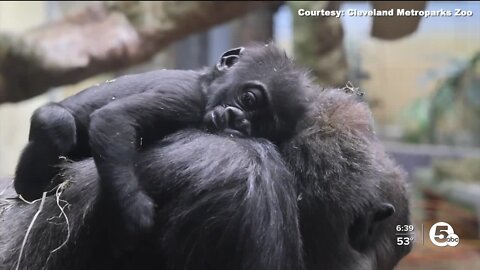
[239,87,264,109]
[241,92,256,107]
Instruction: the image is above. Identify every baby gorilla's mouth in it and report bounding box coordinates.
[222,128,247,138]
[203,106,251,137]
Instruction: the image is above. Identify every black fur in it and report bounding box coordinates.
[13,46,256,245]
[1,89,411,270]
[14,69,208,247]
[280,89,412,269]
[1,130,304,270]
[14,44,313,247]
[202,46,413,269]
[6,44,412,269]
[203,44,312,143]
[15,69,206,199]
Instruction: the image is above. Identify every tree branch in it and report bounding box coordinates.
[0,1,282,103]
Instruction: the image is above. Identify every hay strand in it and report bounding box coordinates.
[15,192,47,270]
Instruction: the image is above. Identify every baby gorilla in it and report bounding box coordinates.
[15,46,245,201]
[14,44,311,245]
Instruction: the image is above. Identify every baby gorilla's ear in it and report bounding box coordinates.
[216,47,245,71]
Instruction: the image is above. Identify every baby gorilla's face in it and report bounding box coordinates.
[203,45,310,143]
[203,81,268,138]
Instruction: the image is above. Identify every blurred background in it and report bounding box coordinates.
[0,1,479,269]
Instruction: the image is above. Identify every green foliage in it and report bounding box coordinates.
[398,97,431,143]
[400,52,480,145]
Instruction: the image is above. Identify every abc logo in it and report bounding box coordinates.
[429,222,459,247]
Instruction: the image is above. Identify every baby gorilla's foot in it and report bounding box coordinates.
[15,142,59,200]
[14,103,77,200]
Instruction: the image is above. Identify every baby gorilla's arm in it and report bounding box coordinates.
[89,89,204,245]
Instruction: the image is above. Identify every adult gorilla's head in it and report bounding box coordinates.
[281,88,412,269]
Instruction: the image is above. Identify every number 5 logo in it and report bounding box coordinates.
[429,222,459,247]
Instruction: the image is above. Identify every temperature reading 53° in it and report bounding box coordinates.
[396,236,413,246]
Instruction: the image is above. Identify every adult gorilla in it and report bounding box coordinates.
[1,130,303,270]
[0,89,412,270]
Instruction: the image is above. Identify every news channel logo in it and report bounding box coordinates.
[429,222,459,247]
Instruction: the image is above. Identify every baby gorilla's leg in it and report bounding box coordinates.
[14,103,77,200]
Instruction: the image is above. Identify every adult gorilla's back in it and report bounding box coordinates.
[0,130,304,270]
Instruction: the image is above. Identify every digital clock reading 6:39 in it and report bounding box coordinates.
[396,225,414,232]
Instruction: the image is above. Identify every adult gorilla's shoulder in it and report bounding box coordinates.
[0,129,303,270]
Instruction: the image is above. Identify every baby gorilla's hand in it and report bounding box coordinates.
[110,189,155,255]
[122,189,155,235]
